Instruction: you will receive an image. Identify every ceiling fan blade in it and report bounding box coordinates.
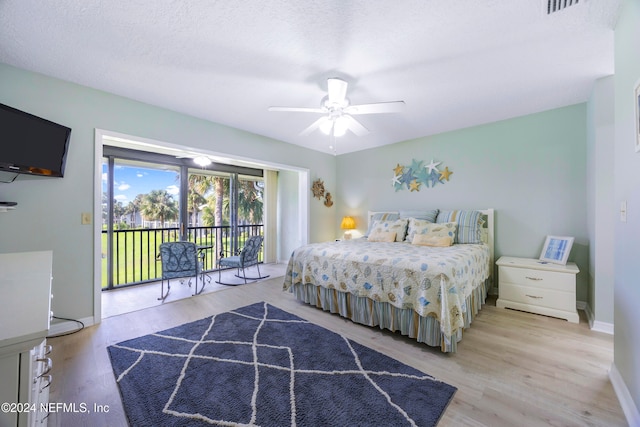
[300,116,329,136]
[268,106,325,113]
[345,101,405,115]
[327,78,348,104]
[343,115,369,137]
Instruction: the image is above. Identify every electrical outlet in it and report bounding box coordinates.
[81,212,92,225]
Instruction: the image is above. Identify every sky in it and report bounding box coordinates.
[102,163,180,206]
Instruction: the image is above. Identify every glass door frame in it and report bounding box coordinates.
[102,145,263,290]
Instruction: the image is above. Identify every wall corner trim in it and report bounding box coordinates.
[609,363,640,427]
[579,301,614,334]
[591,320,614,335]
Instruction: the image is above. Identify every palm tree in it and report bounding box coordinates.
[196,178,230,226]
[238,179,263,224]
[214,177,226,228]
[101,193,127,227]
[140,189,178,227]
[187,175,214,226]
[124,194,144,227]
[113,200,126,226]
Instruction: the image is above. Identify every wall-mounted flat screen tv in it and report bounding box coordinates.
[0,102,72,178]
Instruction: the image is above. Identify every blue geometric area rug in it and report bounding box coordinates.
[107,302,456,426]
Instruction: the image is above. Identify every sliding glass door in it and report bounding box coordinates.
[102,146,264,290]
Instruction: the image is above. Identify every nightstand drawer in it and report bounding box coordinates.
[498,266,575,292]
[499,283,576,312]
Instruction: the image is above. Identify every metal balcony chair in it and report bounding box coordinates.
[216,235,269,285]
[158,241,205,300]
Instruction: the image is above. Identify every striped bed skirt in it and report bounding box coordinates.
[289,279,489,353]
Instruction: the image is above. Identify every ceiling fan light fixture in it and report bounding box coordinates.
[193,156,212,167]
[319,116,349,137]
[268,76,404,142]
[333,116,349,137]
[319,119,333,135]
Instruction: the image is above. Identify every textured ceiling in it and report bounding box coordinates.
[0,1,621,155]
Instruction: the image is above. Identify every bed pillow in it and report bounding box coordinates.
[399,209,439,223]
[412,234,453,247]
[436,210,483,244]
[410,221,457,242]
[365,212,399,237]
[405,217,443,242]
[368,218,408,242]
[367,231,397,242]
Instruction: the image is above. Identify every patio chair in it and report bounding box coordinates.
[216,235,269,285]
[158,241,205,300]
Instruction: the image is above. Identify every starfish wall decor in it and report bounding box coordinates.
[391,158,453,192]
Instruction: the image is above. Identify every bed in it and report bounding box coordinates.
[283,209,494,353]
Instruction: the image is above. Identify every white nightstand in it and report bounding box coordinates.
[496,256,579,323]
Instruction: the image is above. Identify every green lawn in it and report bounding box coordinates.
[101,229,249,289]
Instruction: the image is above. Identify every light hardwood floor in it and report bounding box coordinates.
[101,263,288,318]
[48,276,626,427]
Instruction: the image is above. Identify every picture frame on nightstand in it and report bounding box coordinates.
[539,235,574,265]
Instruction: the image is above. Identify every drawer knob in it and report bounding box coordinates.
[526,294,543,299]
[525,276,543,281]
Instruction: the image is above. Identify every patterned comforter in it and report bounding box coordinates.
[283,239,491,339]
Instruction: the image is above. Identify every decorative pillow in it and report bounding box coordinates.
[412,234,453,247]
[367,231,397,242]
[365,211,399,237]
[410,221,457,241]
[399,209,439,223]
[368,218,408,242]
[436,210,483,244]
[405,217,444,242]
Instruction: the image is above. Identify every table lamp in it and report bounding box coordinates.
[340,216,356,240]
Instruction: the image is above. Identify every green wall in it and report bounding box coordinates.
[336,104,589,300]
[586,76,615,327]
[613,0,640,419]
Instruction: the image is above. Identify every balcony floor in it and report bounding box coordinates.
[102,262,287,318]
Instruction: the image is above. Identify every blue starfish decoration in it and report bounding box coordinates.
[415,167,432,187]
[429,169,443,186]
[401,168,414,189]
[410,159,423,174]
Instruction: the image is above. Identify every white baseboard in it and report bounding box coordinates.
[592,320,614,335]
[47,316,95,337]
[578,300,614,335]
[609,363,640,427]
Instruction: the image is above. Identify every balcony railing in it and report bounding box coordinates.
[102,224,264,289]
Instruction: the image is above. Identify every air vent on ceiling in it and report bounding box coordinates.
[547,0,580,14]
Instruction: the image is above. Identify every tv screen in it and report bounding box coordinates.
[0,102,72,177]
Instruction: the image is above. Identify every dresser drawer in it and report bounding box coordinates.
[498,266,575,292]
[499,283,576,312]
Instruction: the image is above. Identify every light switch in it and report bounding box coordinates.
[620,201,627,223]
[81,212,92,225]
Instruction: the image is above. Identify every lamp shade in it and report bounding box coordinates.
[340,216,356,230]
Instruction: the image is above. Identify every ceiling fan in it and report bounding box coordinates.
[268,77,405,138]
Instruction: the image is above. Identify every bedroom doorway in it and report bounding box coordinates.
[93,130,309,323]
[101,146,265,292]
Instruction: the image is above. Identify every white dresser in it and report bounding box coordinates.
[0,251,53,427]
[496,256,579,323]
